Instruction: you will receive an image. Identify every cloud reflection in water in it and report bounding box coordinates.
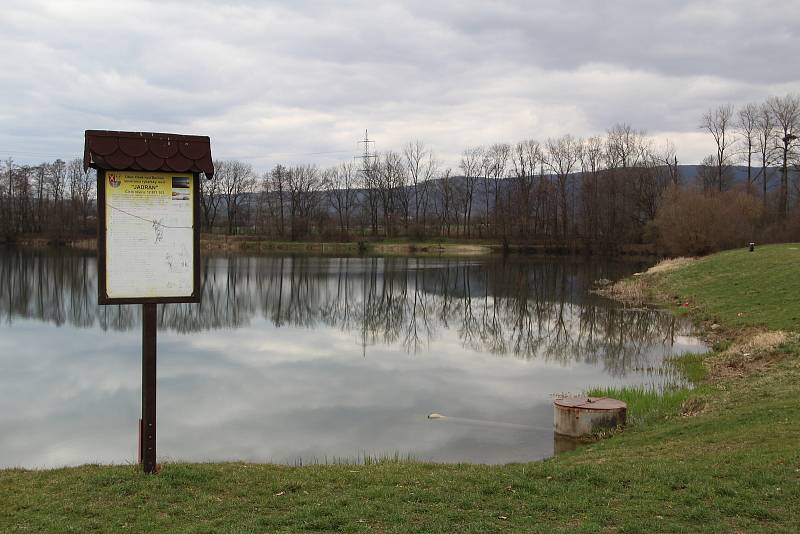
[0,249,705,467]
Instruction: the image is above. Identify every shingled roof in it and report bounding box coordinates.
[84,130,214,178]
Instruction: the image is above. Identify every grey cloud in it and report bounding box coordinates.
[1,0,798,169]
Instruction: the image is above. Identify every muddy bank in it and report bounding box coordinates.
[7,235,657,259]
[370,243,492,255]
[2,236,96,251]
[8,235,495,256]
[591,257,696,305]
[201,237,361,255]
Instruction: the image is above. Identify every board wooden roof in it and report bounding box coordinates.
[84,130,214,178]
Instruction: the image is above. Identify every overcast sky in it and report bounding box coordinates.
[2,0,799,171]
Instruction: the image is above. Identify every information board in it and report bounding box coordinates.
[100,170,199,303]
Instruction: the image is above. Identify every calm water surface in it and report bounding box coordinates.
[0,248,706,468]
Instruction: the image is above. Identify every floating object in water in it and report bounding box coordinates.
[553,397,627,438]
[427,413,445,419]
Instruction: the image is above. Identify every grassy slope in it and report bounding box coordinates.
[657,244,800,332]
[3,245,800,533]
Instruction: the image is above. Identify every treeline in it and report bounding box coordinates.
[199,93,800,254]
[0,157,95,239]
[200,129,684,250]
[2,93,798,254]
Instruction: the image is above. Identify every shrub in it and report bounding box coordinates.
[654,186,762,256]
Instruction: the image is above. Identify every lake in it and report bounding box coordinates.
[0,247,706,468]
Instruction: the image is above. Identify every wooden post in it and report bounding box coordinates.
[141,303,158,473]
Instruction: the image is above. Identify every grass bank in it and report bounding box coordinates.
[3,245,800,532]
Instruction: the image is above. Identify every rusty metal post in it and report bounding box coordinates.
[141,303,158,473]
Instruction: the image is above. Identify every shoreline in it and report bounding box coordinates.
[3,234,660,258]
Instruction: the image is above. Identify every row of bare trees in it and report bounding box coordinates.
[700,93,800,216]
[196,125,685,250]
[193,93,799,251]
[0,158,95,239]
[3,93,799,252]
[654,92,800,255]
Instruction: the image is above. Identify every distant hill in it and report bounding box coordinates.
[235,165,785,218]
[677,165,779,190]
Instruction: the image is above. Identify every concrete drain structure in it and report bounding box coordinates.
[554,397,627,437]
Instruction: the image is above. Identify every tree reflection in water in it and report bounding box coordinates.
[0,248,698,377]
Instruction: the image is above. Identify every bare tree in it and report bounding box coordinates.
[325,161,360,236]
[509,139,544,237]
[286,164,322,240]
[1,158,15,235]
[579,136,606,239]
[218,160,257,235]
[546,135,580,238]
[437,168,456,237]
[697,155,720,192]
[252,171,271,235]
[606,123,645,169]
[756,102,776,207]
[737,103,759,194]
[268,164,289,238]
[33,164,47,232]
[653,140,680,186]
[700,104,735,192]
[480,143,509,237]
[403,140,438,233]
[199,170,223,232]
[458,146,483,238]
[767,93,800,217]
[49,159,66,205]
[636,144,672,225]
[46,159,68,235]
[373,151,406,236]
[67,158,94,227]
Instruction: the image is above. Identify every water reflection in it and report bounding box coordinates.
[0,248,705,468]
[1,249,692,375]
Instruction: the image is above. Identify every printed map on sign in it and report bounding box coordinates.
[105,171,194,299]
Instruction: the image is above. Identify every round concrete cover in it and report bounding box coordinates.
[554,396,627,411]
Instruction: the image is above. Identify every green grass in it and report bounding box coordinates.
[587,351,710,428]
[3,245,800,532]
[586,385,694,427]
[586,352,709,428]
[657,243,800,331]
[668,351,709,383]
